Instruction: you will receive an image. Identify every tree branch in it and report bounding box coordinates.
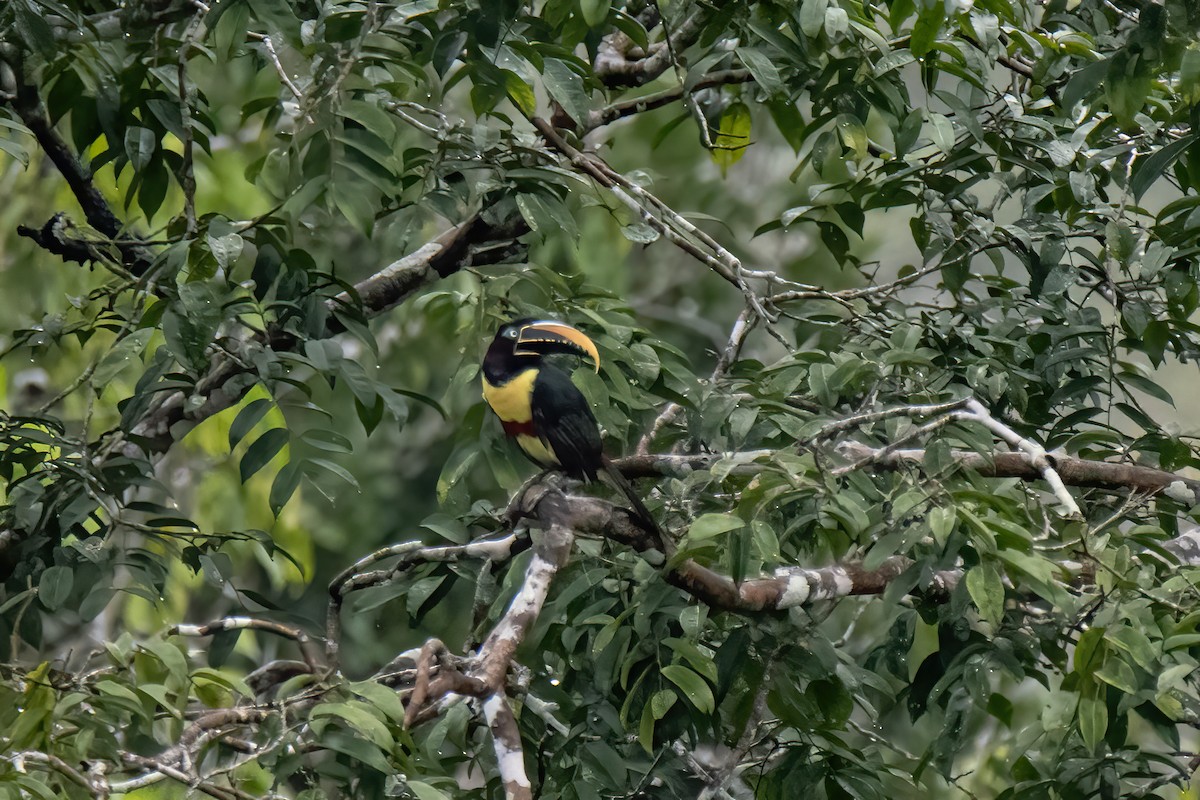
[593,7,710,88]
[170,617,323,672]
[122,212,527,457]
[7,76,155,273]
[836,442,1200,502]
[483,694,532,800]
[583,69,753,131]
[326,531,528,667]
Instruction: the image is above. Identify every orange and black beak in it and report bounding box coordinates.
[514,320,600,372]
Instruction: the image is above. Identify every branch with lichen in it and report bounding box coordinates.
[3,67,156,273]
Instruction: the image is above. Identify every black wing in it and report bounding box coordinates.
[531,365,603,481]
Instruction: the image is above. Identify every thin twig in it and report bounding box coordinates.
[962,399,1082,518]
[249,32,304,101]
[637,306,758,454]
[176,4,209,237]
[171,617,323,671]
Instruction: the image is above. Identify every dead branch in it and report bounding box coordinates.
[170,617,323,672]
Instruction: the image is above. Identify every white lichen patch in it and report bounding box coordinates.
[777,570,811,608]
[1165,481,1197,504]
[483,695,531,788]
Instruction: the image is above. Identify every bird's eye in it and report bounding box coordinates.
[504,328,518,339]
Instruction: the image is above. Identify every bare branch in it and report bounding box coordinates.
[248,32,304,101]
[961,399,1082,517]
[7,751,101,795]
[475,506,574,691]
[170,617,323,671]
[483,694,533,800]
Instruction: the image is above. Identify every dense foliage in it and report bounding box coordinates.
[3,0,1200,797]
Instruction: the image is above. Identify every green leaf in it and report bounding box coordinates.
[504,71,536,117]
[13,0,56,58]
[542,58,590,126]
[1075,628,1099,681]
[38,565,73,611]
[1106,53,1151,128]
[407,782,453,800]
[311,701,394,750]
[965,561,1004,626]
[1094,656,1138,694]
[350,680,409,726]
[93,329,153,387]
[736,47,782,95]
[229,398,273,451]
[270,460,303,515]
[650,688,677,719]
[579,0,611,27]
[1131,135,1198,200]
[1077,681,1107,752]
[661,664,714,714]
[1182,44,1200,104]
[208,231,246,272]
[1105,625,1157,671]
[910,2,946,58]
[240,428,289,483]
[712,102,752,175]
[799,0,829,37]
[688,513,743,541]
[124,126,158,172]
[836,113,868,158]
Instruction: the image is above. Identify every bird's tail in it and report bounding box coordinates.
[599,455,660,538]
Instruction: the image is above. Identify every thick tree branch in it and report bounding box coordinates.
[593,7,709,88]
[474,502,575,692]
[542,490,958,611]
[483,694,532,800]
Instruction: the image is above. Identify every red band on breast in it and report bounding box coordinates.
[501,419,538,438]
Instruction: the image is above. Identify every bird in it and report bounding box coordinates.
[481,318,656,531]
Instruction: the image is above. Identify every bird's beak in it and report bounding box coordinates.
[515,321,601,372]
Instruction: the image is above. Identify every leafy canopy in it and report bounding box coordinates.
[1,0,1200,798]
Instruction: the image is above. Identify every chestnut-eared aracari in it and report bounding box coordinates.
[482,319,655,529]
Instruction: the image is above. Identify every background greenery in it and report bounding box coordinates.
[2,0,1200,797]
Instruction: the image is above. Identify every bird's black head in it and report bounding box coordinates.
[483,318,600,382]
